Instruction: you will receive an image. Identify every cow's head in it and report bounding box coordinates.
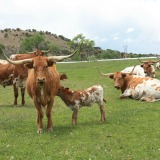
[109,72,127,89]
[97,69,128,92]
[57,86,73,96]
[138,58,160,77]
[24,56,55,86]
[25,48,51,56]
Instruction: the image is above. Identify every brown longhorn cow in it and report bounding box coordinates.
[11,49,49,106]
[138,58,160,78]
[0,63,14,87]
[3,50,77,133]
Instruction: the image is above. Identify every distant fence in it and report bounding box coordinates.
[58,57,157,64]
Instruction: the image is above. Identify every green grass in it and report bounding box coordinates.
[0,59,160,160]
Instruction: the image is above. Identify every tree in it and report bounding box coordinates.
[68,34,95,60]
[20,33,49,52]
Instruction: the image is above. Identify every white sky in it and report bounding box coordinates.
[0,0,160,54]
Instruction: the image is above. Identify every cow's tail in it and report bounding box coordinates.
[103,98,106,103]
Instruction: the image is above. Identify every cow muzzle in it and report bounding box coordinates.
[37,77,46,86]
[114,84,120,89]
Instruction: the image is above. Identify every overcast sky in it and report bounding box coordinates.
[0,0,160,54]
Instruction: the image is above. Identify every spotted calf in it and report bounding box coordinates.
[57,84,106,125]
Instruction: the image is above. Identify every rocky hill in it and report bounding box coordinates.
[0,28,71,54]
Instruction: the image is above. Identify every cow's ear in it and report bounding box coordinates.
[24,63,33,69]
[60,74,67,80]
[122,73,127,78]
[48,61,56,67]
[109,74,114,79]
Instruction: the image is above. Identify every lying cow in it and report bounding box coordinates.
[121,65,146,77]
[156,62,160,70]
[100,71,160,102]
[138,58,160,78]
[57,85,106,125]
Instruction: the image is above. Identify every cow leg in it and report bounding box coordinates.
[46,100,54,132]
[13,84,18,106]
[72,110,78,125]
[100,105,106,122]
[21,87,25,106]
[34,100,44,133]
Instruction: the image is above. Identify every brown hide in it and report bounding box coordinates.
[26,56,60,133]
[0,63,15,86]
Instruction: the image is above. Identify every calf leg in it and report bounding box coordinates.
[72,110,78,125]
[100,105,106,122]
[13,84,18,106]
[21,87,25,106]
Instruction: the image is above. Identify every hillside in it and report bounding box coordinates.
[0,28,71,54]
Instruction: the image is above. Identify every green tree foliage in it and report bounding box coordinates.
[96,49,121,59]
[68,33,95,60]
[20,33,49,52]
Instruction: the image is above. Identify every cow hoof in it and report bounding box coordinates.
[47,128,53,132]
[37,129,43,133]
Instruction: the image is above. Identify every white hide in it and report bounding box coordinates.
[121,65,146,77]
[120,76,160,102]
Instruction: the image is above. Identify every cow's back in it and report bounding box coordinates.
[121,65,145,77]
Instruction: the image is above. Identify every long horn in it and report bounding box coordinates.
[138,58,147,63]
[129,65,136,75]
[97,68,113,76]
[41,48,51,53]
[47,49,78,61]
[151,59,160,63]
[2,50,32,65]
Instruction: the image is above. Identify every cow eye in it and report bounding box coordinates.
[45,66,48,69]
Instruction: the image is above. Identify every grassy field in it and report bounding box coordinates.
[0,59,160,160]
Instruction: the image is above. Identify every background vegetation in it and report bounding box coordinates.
[0,28,158,60]
[0,59,160,160]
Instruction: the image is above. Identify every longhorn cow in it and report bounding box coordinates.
[98,70,160,102]
[3,50,77,133]
[138,58,160,78]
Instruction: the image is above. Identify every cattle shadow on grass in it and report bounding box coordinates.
[52,120,106,135]
[0,104,27,108]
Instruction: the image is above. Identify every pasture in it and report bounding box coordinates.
[0,59,160,160]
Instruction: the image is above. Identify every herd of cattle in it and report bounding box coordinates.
[1,49,160,133]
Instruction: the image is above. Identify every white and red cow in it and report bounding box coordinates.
[138,58,160,78]
[100,71,160,102]
[121,65,146,77]
[156,62,160,70]
[3,50,77,133]
[57,85,106,125]
[10,50,47,106]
